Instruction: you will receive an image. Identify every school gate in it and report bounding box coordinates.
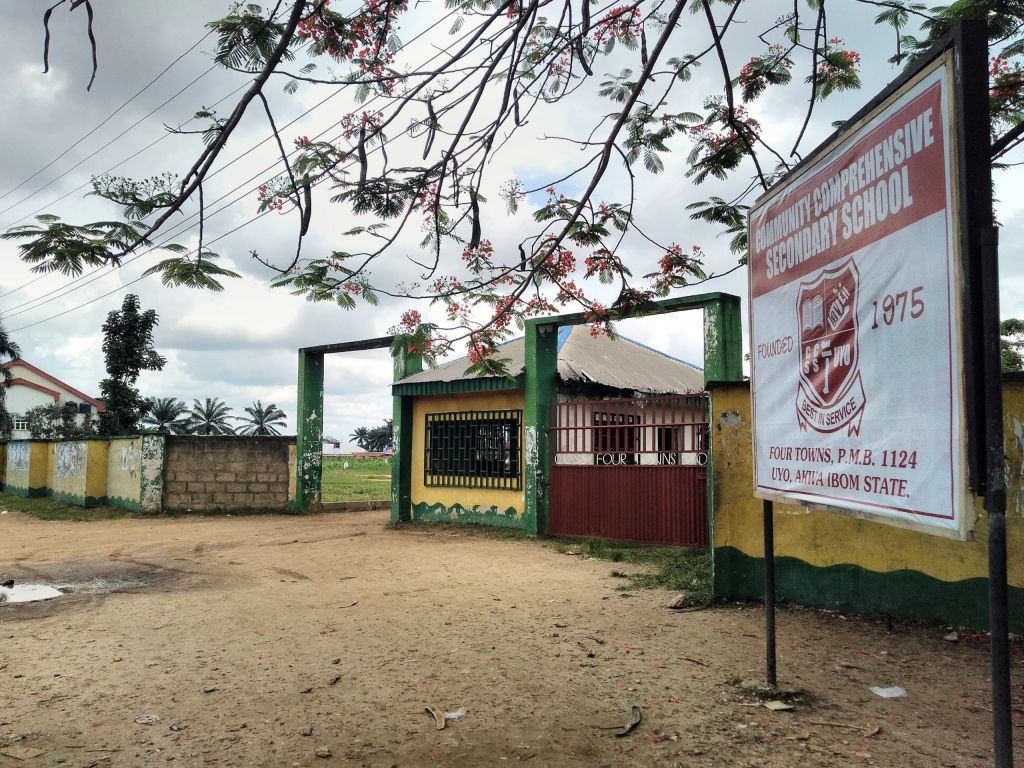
[547,393,710,546]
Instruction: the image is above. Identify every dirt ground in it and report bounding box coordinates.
[0,510,1020,768]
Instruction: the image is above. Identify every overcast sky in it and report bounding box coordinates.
[1,2,1021,441]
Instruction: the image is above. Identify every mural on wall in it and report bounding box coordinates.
[55,442,86,478]
[120,441,138,478]
[9,443,30,471]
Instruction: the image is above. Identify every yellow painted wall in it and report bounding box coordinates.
[288,443,297,502]
[712,380,1024,587]
[5,442,31,490]
[410,390,526,514]
[86,440,108,500]
[28,442,48,491]
[50,442,83,499]
[49,440,109,502]
[107,437,143,504]
[6,442,49,492]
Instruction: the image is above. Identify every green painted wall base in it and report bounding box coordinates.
[714,546,1024,632]
[107,495,141,513]
[5,486,48,498]
[48,491,106,508]
[413,501,526,530]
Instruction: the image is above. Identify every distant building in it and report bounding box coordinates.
[2,359,105,438]
[390,326,709,545]
[321,437,392,457]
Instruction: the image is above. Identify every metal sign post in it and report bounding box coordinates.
[763,499,777,688]
[981,225,1011,766]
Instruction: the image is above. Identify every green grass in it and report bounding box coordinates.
[553,538,712,603]
[321,456,392,502]
[0,492,133,521]
[386,518,529,540]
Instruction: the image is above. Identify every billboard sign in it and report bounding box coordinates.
[748,52,972,538]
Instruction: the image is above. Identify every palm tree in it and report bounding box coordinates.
[141,397,189,434]
[237,400,287,436]
[366,419,394,452]
[349,426,371,449]
[0,316,21,435]
[184,397,235,435]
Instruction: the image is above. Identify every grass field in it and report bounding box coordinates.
[0,492,132,521]
[321,455,391,502]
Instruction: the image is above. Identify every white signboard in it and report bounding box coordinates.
[749,53,971,538]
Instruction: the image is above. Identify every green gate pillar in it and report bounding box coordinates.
[391,345,422,523]
[703,294,743,383]
[295,348,325,511]
[524,320,559,536]
[701,294,743,589]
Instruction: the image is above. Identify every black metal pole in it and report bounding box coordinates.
[979,224,1011,768]
[989,509,1012,768]
[763,498,777,688]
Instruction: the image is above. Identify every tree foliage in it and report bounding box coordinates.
[98,294,166,435]
[24,402,97,439]
[11,1,1024,370]
[0,317,20,437]
[184,397,237,435]
[141,396,190,434]
[1002,317,1024,372]
[237,400,288,435]
[351,418,393,452]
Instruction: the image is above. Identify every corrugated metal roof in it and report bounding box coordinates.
[396,327,703,394]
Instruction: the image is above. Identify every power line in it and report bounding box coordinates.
[8,212,273,333]
[2,86,353,317]
[0,39,328,234]
[0,274,48,300]
[0,80,251,235]
[0,63,221,223]
[6,117,404,329]
[6,6,473,328]
[0,38,319,233]
[0,30,212,204]
[6,112,360,321]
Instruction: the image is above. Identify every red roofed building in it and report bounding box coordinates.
[2,359,105,438]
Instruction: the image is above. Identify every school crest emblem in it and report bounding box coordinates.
[795,258,866,434]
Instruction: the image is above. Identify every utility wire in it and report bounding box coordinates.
[0,38,318,232]
[6,5,472,327]
[2,85,352,317]
[8,212,272,333]
[0,63,221,223]
[0,30,213,204]
[0,274,48,300]
[0,80,251,235]
[7,113,416,330]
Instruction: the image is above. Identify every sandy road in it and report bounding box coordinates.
[0,509,1018,767]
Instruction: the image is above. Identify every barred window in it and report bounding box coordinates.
[656,426,682,465]
[11,417,29,432]
[593,411,639,466]
[425,409,522,489]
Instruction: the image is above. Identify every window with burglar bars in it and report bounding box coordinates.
[424,409,522,489]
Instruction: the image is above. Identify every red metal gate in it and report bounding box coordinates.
[547,394,709,547]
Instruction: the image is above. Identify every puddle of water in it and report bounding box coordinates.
[56,577,151,595]
[0,584,64,604]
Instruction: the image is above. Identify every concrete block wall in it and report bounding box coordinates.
[162,435,294,513]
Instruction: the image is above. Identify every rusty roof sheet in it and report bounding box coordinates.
[396,326,703,394]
